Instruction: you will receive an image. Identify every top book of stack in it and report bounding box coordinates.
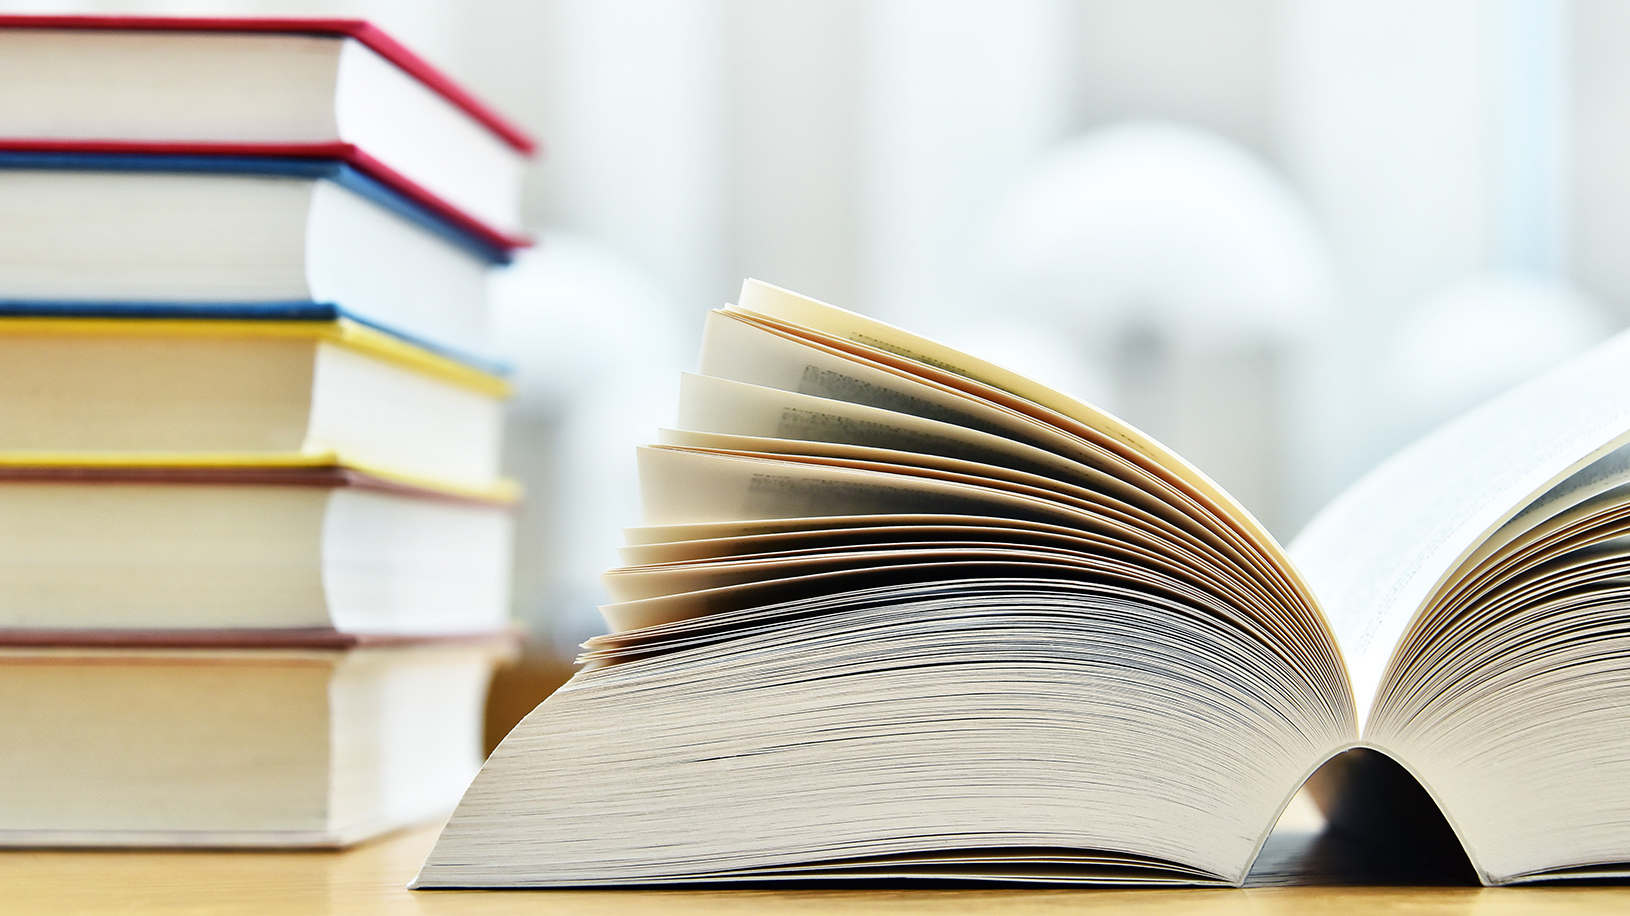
[0,14,535,254]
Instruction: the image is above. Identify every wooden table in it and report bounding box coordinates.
[3,821,1630,915]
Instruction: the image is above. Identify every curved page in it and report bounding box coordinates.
[1292,328,1630,726]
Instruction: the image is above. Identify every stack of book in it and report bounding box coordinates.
[0,15,532,847]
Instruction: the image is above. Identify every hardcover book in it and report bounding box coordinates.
[0,13,536,251]
[0,152,508,360]
[0,12,525,855]
[0,317,508,493]
[0,465,512,635]
[416,279,1630,888]
[0,637,511,847]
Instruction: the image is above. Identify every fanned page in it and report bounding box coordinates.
[715,280,1349,712]
[416,279,1359,890]
[1291,328,1630,727]
[729,282,1281,560]
[422,280,1630,887]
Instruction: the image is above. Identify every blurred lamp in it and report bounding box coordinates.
[984,120,1335,345]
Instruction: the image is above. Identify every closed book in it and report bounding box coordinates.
[0,465,511,636]
[0,151,506,361]
[0,14,534,251]
[0,317,507,494]
[0,636,512,847]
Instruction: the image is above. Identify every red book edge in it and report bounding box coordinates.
[0,628,522,652]
[0,13,537,156]
[0,138,532,252]
[0,465,516,509]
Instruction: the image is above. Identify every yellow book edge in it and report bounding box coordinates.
[0,317,511,398]
[0,451,519,503]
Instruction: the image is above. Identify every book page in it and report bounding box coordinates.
[617,517,1147,566]
[619,514,1062,547]
[637,445,1089,529]
[652,429,1277,612]
[694,310,1289,610]
[674,372,1288,580]
[1483,442,1630,549]
[1290,328,1630,727]
[731,279,1299,580]
[733,280,1223,504]
[1451,448,1630,584]
[678,372,1126,498]
[698,285,1352,723]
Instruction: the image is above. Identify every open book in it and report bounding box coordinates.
[416,279,1630,888]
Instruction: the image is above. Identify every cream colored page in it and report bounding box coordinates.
[694,311,1210,542]
[673,373,1258,577]
[731,278,1275,554]
[677,372,1096,484]
[1290,327,1630,726]
[637,445,1089,528]
[697,309,1033,443]
[727,279,1345,700]
[1498,441,1630,536]
[707,287,1353,725]
[651,427,1189,551]
[603,543,1096,604]
[1454,442,1630,574]
[619,514,1016,546]
[617,518,1106,565]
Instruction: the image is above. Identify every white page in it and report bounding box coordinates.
[1454,478,1630,596]
[1484,442,1630,549]
[678,372,1113,492]
[616,520,1135,566]
[732,278,1242,519]
[604,543,1135,604]
[728,279,1326,606]
[1290,328,1630,727]
[699,289,1349,720]
[637,445,1090,529]
[619,514,1067,546]
[694,310,1295,613]
[651,428,1283,610]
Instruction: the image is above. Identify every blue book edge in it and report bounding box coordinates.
[0,150,513,266]
[0,300,513,377]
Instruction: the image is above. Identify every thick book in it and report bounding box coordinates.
[0,316,507,495]
[0,151,506,361]
[0,465,511,635]
[417,279,1630,888]
[0,636,511,847]
[0,14,535,252]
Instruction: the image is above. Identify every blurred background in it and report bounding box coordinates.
[10,0,1630,719]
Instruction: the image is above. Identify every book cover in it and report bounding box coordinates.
[0,301,510,378]
[0,149,518,263]
[0,13,537,155]
[0,14,536,250]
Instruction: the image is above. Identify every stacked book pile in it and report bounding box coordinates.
[0,15,532,847]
